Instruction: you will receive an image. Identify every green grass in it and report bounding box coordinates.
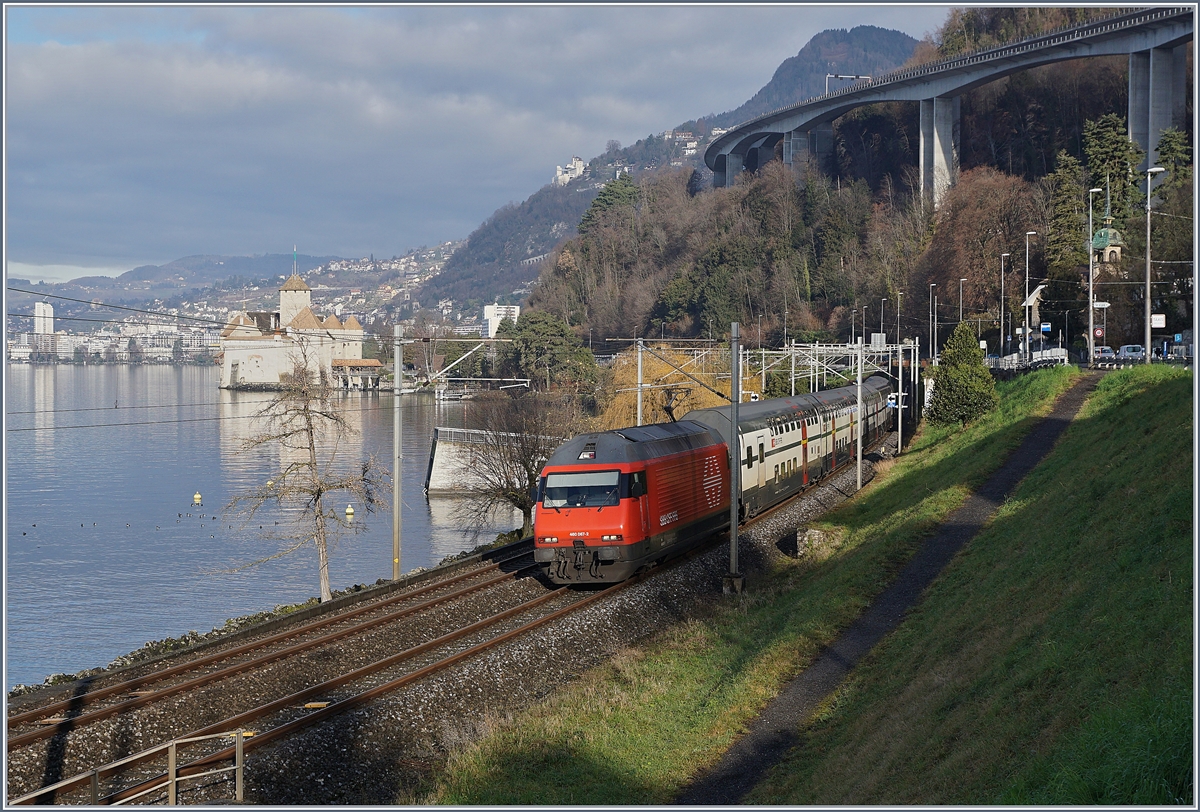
[747,364,1193,804]
[412,366,1088,805]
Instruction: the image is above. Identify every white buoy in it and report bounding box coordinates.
[193,491,202,505]
[345,504,354,524]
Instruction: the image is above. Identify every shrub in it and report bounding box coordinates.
[926,321,999,425]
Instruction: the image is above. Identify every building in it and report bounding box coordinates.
[217,274,369,389]
[33,302,53,335]
[553,156,586,187]
[483,303,520,338]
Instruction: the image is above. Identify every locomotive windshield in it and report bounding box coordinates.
[542,471,621,508]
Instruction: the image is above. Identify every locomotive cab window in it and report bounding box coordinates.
[542,471,621,508]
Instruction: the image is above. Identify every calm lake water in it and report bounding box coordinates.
[4,364,518,690]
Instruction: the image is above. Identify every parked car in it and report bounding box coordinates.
[1116,344,1146,361]
[1093,346,1116,361]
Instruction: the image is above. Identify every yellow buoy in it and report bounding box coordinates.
[345,505,354,516]
[193,492,202,505]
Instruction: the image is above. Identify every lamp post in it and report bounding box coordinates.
[959,278,967,323]
[1024,231,1037,363]
[1145,166,1165,364]
[863,305,869,343]
[929,283,936,360]
[1087,187,1103,366]
[850,307,856,344]
[881,298,887,341]
[392,326,403,580]
[896,290,903,343]
[1000,253,1010,356]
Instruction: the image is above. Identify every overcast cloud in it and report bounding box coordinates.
[4,4,947,283]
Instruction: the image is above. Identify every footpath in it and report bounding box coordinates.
[676,372,1101,805]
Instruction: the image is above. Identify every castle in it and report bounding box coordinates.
[216,274,381,390]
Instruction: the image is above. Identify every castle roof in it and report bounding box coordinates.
[280,274,310,292]
[321,314,343,330]
[341,315,363,330]
[220,312,262,339]
[287,306,324,330]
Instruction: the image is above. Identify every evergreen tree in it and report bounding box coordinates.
[1083,114,1144,228]
[1045,151,1087,275]
[578,173,639,235]
[926,322,998,426]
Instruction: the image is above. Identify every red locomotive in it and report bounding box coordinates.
[532,421,729,583]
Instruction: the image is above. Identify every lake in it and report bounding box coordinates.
[4,364,519,690]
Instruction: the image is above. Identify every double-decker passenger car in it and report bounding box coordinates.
[532,421,729,583]
[686,374,892,518]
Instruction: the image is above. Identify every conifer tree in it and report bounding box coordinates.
[1045,151,1087,275]
[1083,114,1144,227]
[926,321,998,426]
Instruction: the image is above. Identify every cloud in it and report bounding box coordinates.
[5,5,949,271]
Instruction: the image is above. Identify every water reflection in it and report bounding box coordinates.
[5,365,520,689]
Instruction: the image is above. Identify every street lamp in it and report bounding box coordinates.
[1000,253,1010,356]
[863,305,869,342]
[1087,187,1103,366]
[1025,231,1037,362]
[896,291,903,343]
[1145,166,1166,364]
[959,278,967,323]
[881,298,887,341]
[929,283,936,360]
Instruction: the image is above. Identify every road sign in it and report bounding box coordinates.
[1176,333,1183,342]
[1094,301,1110,309]
[1094,327,1104,338]
[1040,322,1051,333]
[1151,313,1166,329]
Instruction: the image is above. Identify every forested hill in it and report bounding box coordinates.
[420,24,919,311]
[694,26,919,130]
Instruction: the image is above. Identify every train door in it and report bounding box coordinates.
[800,419,809,485]
[753,430,769,490]
[631,470,650,539]
[829,411,836,470]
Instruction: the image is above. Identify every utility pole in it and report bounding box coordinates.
[1146,166,1166,363]
[856,338,863,491]
[1025,231,1037,363]
[725,323,743,595]
[959,278,967,322]
[1000,253,1010,356]
[392,325,403,580]
[636,337,644,426]
[1087,187,1102,365]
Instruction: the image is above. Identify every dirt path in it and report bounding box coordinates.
[676,372,1101,806]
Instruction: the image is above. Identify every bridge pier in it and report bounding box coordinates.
[919,96,959,209]
[1128,45,1189,182]
[779,125,834,176]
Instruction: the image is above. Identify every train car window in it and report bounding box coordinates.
[543,471,621,508]
[745,446,754,469]
[774,464,779,480]
[758,444,764,464]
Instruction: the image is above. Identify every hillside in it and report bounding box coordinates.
[420,365,1192,805]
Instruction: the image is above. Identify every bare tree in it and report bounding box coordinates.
[455,392,585,539]
[226,340,387,602]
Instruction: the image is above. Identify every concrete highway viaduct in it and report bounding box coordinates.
[705,7,1193,206]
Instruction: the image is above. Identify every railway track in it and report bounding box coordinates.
[9,440,891,804]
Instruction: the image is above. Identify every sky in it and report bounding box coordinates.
[4,4,949,284]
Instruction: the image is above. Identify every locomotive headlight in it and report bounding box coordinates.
[539,536,558,544]
[601,534,623,541]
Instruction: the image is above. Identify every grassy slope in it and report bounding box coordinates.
[749,364,1193,804]
[416,366,1086,805]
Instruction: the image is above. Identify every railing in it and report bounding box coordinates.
[10,730,251,806]
[984,348,1070,370]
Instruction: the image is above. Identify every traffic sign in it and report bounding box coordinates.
[1151,313,1166,329]
[1094,327,1104,338]
[1040,322,1051,333]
